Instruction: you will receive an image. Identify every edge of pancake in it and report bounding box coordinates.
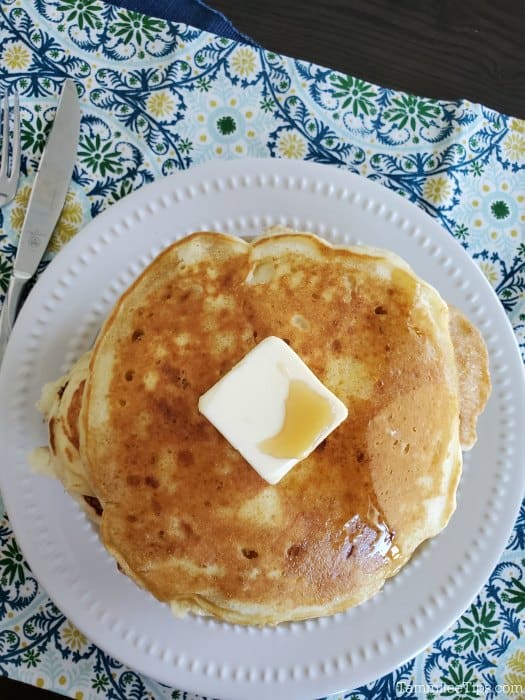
[448,306,491,450]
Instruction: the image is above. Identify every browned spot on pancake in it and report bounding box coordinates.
[178,450,194,467]
[159,363,189,390]
[83,495,103,516]
[145,476,159,488]
[287,544,303,558]
[155,397,178,424]
[127,514,137,523]
[375,306,387,315]
[126,475,141,486]
[222,270,235,289]
[131,329,144,342]
[125,370,135,381]
[180,521,194,537]
[187,418,211,441]
[356,450,366,463]
[57,381,68,400]
[332,339,342,353]
[66,379,85,450]
[241,548,258,559]
[49,417,57,454]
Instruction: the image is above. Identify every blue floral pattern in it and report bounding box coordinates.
[0,1,524,698]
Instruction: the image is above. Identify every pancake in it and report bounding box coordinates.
[448,306,491,450]
[32,230,490,625]
[29,352,103,524]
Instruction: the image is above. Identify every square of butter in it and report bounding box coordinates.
[198,336,348,484]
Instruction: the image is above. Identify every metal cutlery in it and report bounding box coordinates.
[0,91,20,208]
[0,79,81,366]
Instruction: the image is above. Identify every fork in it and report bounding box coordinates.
[0,91,20,208]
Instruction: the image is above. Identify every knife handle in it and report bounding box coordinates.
[0,274,28,367]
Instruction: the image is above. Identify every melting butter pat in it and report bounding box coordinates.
[198,336,348,484]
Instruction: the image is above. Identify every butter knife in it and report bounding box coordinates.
[0,79,81,365]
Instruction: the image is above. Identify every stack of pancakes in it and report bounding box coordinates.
[31,230,490,625]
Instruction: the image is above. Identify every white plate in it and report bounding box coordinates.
[1,158,524,700]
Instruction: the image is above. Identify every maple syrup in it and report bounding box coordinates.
[259,379,333,459]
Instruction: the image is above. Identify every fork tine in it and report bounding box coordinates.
[10,91,20,181]
[0,94,8,180]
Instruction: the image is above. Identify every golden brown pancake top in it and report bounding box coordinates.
[80,232,463,623]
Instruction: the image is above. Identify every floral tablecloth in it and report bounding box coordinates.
[0,1,524,698]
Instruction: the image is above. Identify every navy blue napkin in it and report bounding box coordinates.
[105,0,257,44]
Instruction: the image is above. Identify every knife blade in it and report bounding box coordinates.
[0,79,80,365]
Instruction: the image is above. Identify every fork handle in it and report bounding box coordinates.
[0,274,29,368]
